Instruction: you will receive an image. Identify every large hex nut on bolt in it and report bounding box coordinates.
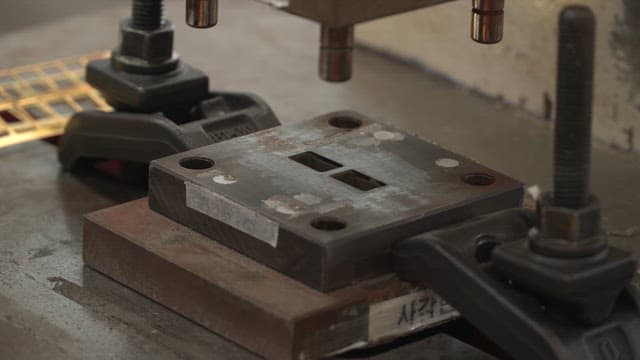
[531,194,606,258]
[539,198,599,240]
[112,19,179,74]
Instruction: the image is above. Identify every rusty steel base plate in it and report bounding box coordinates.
[84,198,461,360]
[149,111,524,292]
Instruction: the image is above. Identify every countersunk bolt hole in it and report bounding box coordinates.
[311,217,347,231]
[329,116,362,130]
[475,236,500,264]
[179,157,215,170]
[463,173,496,186]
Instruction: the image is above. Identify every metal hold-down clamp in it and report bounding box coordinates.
[393,5,640,360]
[58,0,279,173]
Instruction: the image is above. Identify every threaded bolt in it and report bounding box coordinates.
[131,0,164,30]
[553,6,595,209]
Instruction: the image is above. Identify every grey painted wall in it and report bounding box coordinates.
[359,0,640,154]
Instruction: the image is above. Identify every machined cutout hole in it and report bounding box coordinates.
[311,217,347,232]
[179,157,215,170]
[4,86,21,99]
[0,110,21,124]
[30,81,51,94]
[48,100,75,116]
[463,173,495,186]
[23,104,49,120]
[19,71,38,80]
[65,62,83,71]
[55,77,74,89]
[74,96,99,111]
[328,116,362,130]
[289,151,342,172]
[332,170,386,191]
[43,66,62,75]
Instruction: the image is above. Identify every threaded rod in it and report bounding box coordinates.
[553,6,595,209]
[131,0,164,30]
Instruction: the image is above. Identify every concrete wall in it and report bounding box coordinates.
[358,0,640,154]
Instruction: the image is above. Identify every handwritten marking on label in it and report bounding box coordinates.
[369,290,459,341]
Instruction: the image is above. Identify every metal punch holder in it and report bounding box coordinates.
[251,0,506,82]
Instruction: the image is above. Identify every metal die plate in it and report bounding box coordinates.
[149,111,524,291]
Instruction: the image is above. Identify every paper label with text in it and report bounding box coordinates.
[368,289,459,341]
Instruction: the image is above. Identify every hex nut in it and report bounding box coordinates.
[112,19,179,74]
[538,193,600,241]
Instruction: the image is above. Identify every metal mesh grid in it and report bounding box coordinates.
[0,51,111,149]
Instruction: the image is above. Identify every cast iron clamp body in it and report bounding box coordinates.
[393,209,640,360]
[394,6,640,360]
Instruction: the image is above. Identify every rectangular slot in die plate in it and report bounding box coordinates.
[332,169,386,191]
[290,151,343,172]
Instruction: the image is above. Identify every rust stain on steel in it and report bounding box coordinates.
[86,199,328,319]
[83,198,441,360]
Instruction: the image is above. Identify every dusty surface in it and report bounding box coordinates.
[0,0,638,359]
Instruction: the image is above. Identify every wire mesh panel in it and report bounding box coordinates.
[0,51,111,149]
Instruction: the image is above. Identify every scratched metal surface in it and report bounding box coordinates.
[152,111,521,245]
[0,0,638,359]
[149,111,522,290]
